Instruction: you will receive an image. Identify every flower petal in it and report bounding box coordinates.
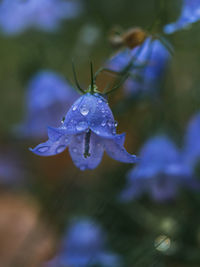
[149,176,178,202]
[30,131,71,156]
[164,0,200,34]
[114,133,126,146]
[68,132,104,170]
[88,96,117,138]
[62,96,89,134]
[47,126,65,141]
[63,93,117,137]
[104,137,138,163]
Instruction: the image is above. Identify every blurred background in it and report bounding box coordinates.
[0,0,200,266]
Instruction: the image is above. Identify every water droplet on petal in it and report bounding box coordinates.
[72,147,77,153]
[80,105,89,116]
[65,137,69,143]
[61,117,65,124]
[98,99,102,104]
[72,105,77,111]
[101,108,105,113]
[107,121,113,127]
[37,146,49,153]
[76,121,88,131]
[114,121,118,127]
[56,145,66,153]
[96,130,100,134]
[101,119,107,127]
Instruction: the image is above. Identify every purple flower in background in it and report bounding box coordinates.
[0,0,82,35]
[183,112,200,168]
[107,38,170,96]
[45,219,121,267]
[30,92,138,170]
[164,0,200,34]
[15,70,78,139]
[120,136,197,202]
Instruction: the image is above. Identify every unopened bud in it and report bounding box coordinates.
[122,27,147,49]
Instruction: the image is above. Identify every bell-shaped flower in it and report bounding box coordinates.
[120,136,198,202]
[15,70,78,139]
[0,0,82,35]
[164,0,200,34]
[45,219,121,267]
[30,91,138,170]
[183,112,200,168]
[107,37,170,96]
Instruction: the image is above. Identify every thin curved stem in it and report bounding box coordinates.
[71,60,85,94]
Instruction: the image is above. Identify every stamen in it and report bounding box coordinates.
[84,130,91,158]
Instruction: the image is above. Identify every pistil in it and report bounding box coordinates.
[84,130,91,158]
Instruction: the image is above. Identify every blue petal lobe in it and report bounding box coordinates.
[88,94,117,138]
[63,95,89,134]
[69,132,104,170]
[47,126,65,141]
[164,0,200,34]
[30,132,71,156]
[114,133,126,146]
[149,176,178,202]
[104,137,138,163]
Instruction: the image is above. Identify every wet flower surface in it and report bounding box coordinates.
[30,92,138,170]
[107,37,170,96]
[16,70,78,139]
[120,136,197,202]
[0,0,82,35]
[45,219,121,267]
[164,0,200,34]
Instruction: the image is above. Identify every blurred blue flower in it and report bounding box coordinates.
[45,219,121,267]
[30,92,138,170]
[120,136,197,202]
[183,112,200,168]
[15,70,78,139]
[164,0,200,34]
[107,38,170,96]
[0,0,82,35]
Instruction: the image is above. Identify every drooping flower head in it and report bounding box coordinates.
[15,70,78,139]
[107,37,170,96]
[183,112,200,168]
[120,136,197,202]
[0,0,82,35]
[30,65,138,170]
[164,0,200,34]
[45,218,121,267]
